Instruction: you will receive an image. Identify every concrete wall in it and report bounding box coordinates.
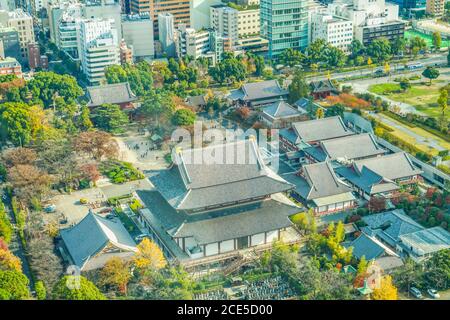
[251,233,265,246]
[220,239,234,253]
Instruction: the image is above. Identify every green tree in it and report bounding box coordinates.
[78,105,93,131]
[139,90,175,125]
[350,40,365,58]
[432,32,442,50]
[209,53,248,84]
[409,37,427,57]
[392,37,407,55]
[0,102,32,146]
[357,256,368,275]
[323,46,347,68]
[26,72,83,106]
[447,48,450,67]
[35,280,47,300]
[306,39,327,64]
[367,38,392,62]
[278,48,305,67]
[423,250,450,290]
[53,275,106,300]
[438,88,448,116]
[422,66,440,84]
[171,109,196,126]
[91,104,129,134]
[288,70,309,103]
[399,78,411,92]
[0,270,30,300]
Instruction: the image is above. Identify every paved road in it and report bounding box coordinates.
[307,54,447,83]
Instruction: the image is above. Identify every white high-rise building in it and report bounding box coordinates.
[310,12,353,53]
[210,4,238,45]
[328,0,404,46]
[158,12,176,57]
[57,4,83,59]
[83,0,122,41]
[190,0,222,30]
[176,24,212,60]
[77,18,119,85]
[121,13,155,60]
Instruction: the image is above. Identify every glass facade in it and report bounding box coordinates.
[260,0,308,59]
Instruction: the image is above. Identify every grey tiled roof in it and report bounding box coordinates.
[173,195,300,244]
[241,80,288,101]
[319,133,385,161]
[399,227,450,256]
[262,100,301,119]
[187,95,207,107]
[292,116,354,143]
[60,213,136,269]
[335,166,399,195]
[86,82,137,107]
[137,190,300,245]
[343,112,374,134]
[309,79,338,93]
[362,209,424,247]
[354,152,423,181]
[149,140,294,211]
[285,162,352,200]
[347,233,386,260]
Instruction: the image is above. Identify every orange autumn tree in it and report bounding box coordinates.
[325,93,370,109]
[133,238,167,271]
[0,247,22,272]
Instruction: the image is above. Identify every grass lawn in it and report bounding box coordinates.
[377,114,450,155]
[368,81,449,120]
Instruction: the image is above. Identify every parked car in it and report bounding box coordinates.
[99,207,113,214]
[105,214,116,220]
[135,233,150,242]
[410,287,423,299]
[44,204,56,213]
[427,288,440,299]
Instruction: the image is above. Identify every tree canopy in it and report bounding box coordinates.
[53,275,106,300]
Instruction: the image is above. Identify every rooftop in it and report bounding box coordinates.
[362,209,425,247]
[262,100,302,119]
[353,152,422,181]
[86,82,137,107]
[149,139,294,211]
[60,212,137,270]
[284,161,354,202]
[292,116,354,143]
[234,80,288,102]
[304,133,385,162]
[399,227,450,257]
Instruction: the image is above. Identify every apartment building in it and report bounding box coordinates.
[426,0,445,16]
[310,12,353,53]
[130,0,190,36]
[210,4,239,45]
[237,7,260,38]
[0,9,35,61]
[176,24,211,60]
[77,18,119,85]
[0,27,21,62]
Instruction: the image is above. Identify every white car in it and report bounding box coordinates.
[427,289,440,299]
[410,287,423,299]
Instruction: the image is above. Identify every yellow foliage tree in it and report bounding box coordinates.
[133,238,167,271]
[316,108,324,119]
[372,275,398,300]
[0,248,22,272]
[100,257,131,295]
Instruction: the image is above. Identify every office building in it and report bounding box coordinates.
[190,0,222,30]
[260,0,309,58]
[328,0,405,46]
[77,18,119,85]
[130,0,190,36]
[175,24,212,60]
[121,12,154,60]
[0,27,21,62]
[158,12,176,57]
[310,12,353,53]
